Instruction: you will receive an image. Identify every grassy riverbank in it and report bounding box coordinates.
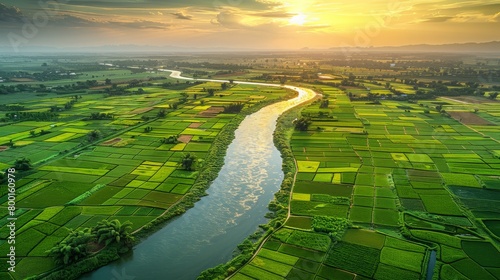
[197,88,318,280]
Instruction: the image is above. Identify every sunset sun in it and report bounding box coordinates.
[289,13,306,26]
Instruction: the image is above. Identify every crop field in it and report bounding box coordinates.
[233,83,500,279]
[0,71,292,278]
[2,54,500,280]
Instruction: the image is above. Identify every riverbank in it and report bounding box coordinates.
[197,90,319,280]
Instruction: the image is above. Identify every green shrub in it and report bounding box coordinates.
[312,216,351,241]
[286,230,331,252]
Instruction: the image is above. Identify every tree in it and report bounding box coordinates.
[489,92,499,100]
[221,82,228,90]
[105,78,112,85]
[223,102,244,113]
[293,117,311,131]
[279,77,287,85]
[14,158,31,171]
[367,92,375,101]
[319,99,329,108]
[157,109,166,118]
[89,112,113,120]
[207,88,215,96]
[162,135,178,144]
[180,153,196,171]
[87,130,100,142]
[47,229,93,265]
[92,219,134,247]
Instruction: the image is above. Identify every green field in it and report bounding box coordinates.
[2,55,500,280]
[233,83,500,280]
[0,64,292,279]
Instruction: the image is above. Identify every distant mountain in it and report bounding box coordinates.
[0,44,258,54]
[1,41,499,55]
[331,41,500,53]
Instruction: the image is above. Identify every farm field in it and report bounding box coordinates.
[231,83,500,280]
[1,52,500,280]
[0,66,294,279]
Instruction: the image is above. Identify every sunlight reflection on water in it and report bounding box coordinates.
[82,77,316,280]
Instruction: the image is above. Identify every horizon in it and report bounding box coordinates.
[1,1,500,53]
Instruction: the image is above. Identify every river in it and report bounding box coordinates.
[81,71,316,279]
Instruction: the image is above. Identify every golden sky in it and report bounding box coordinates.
[1,0,500,50]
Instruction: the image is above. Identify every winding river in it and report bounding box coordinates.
[81,71,316,279]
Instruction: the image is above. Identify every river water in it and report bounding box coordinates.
[81,72,316,279]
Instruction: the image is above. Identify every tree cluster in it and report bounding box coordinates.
[319,98,329,108]
[223,102,245,113]
[87,112,114,120]
[87,130,100,142]
[293,117,312,131]
[180,153,197,171]
[162,135,179,144]
[47,219,134,265]
[3,111,58,122]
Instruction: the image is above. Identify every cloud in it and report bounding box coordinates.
[211,11,246,28]
[0,3,24,23]
[48,14,169,29]
[252,11,294,18]
[444,3,500,16]
[492,12,500,22]
[423,16,454,23]
[149,11,164,16]
[172,12,192,20]
[27,0,277,10]
[108,20,169,29]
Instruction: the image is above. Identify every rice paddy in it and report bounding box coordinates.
[0,74,291,279]
[232,83,500,280]
[2,54,500,280]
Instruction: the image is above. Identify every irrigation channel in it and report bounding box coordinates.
[81,71,317,279]
[426,250,437,280]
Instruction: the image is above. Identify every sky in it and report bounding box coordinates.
[0,0,499,51]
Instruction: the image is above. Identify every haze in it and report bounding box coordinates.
[1,0,500,51]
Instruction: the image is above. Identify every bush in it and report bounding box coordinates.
[312,216,351,241]
[223,102,245,113]
[43,247,120,280]
[293,117,311,131]
[286,230,331,252]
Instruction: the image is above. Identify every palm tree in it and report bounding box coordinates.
[47,229,93,265]
[92,219,134,247]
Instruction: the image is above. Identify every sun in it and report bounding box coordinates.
[289,13,306,26]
